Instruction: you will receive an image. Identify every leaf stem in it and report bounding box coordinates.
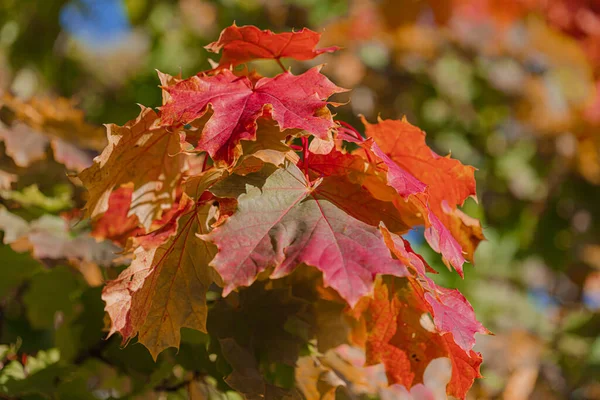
[275,58,287,73]
[337,120,364,142]
[336,121,374,164]
[302,136,309,179]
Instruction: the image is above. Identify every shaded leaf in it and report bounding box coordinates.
[235,119,298,175]
[218,338,302,400]
[209,279,310,367]
[102,170,223,359]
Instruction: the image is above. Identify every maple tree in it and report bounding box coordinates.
[68,24,487,398]
[2,1,600,397]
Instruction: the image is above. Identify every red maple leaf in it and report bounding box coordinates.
[315,128,478,273]
[203,163,409,306]
[160,67,345,163]
[381,226,489,353]
[206,24,339,69]
[361,117,482,274]
[354,277,483,400]
[74,24,488,397]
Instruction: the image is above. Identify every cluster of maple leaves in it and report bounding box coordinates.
[79,24,488,399]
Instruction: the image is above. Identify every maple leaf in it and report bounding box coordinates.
[313,297,350,352]
[296,345,390,399]
[206,24,339,69]
[0,93,104,171]
[1,93,106,151]
[79,106,186,230]
[295,355,340,400]
[218,338,269,398]
[354,277,483,400]
[381,226,489,352]
[209,280,310,367]
[0,205,118,266]
[314,175,413,235]
[0,121,93,171]
[203,162,408,306]
[65,24,488,398]
[207,277,338,399]
[102,170,224,359]
[159,67,345,163]
[244,265,353,355]
[305,149,422,231]
[218,338,303,400]
[49,139,94,171]
[0,123,48,168]
[234,118,298,175]
[362,117,483,274]
[91,186,144,246]
[361,138,427,199]
[424,287,490,352]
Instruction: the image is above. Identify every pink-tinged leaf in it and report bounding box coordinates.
[160,67,345,163]
[379,225,436,283]
[332,126,426,200]
[424,211,466,276]
[362,117,482,273]
[206,24,339,68]
[381,226,489,353]
[366,139,426,199]
[355,277,483,400]
[0,205,30,244]
[0,123,48,167]
[424,288,490,353]
[50,139,94,171]
[203,162,408,306]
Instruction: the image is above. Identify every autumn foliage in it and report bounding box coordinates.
[75,24,486,398]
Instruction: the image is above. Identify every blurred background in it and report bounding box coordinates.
[1,0,600,399]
